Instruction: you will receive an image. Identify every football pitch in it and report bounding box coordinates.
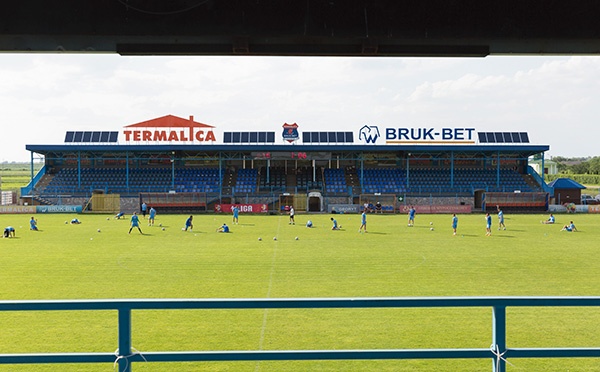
[1,212,600,371]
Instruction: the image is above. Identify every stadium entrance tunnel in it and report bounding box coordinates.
[307,192,323,212]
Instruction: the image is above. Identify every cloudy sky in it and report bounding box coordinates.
[0,53,598,162]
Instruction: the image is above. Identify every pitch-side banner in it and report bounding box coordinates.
[214,204,269,213]
[399,205,472,214]
[36,205,83,213]
[0,206,37,214]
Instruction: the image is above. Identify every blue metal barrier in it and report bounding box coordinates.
[1,297,600,371]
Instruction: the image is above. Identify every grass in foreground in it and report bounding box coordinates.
[0,212,599,371]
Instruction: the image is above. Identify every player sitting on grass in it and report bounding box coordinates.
[561,221,578,232]
[541,214,555,224]
[217,223,230,233]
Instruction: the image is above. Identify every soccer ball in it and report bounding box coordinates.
[106,217,110,220]
[339,225,342,229]
[430,222,433,225]
[258,237,262,241]
[159,223,162,227]
[273,237,277,241]
[97,229,101,233]
[295,236,299,240]
[181,228,185,231]
[162,228,165,231]
[65,221,68,224]
[430,227,434,231]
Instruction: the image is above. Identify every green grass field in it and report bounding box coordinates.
[1,212,600,371]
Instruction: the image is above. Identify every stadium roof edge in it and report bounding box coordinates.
[26,143,549,156]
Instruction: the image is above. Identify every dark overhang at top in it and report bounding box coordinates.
[3,1,600,56]
[26,143,549,158]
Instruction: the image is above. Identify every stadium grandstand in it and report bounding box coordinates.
[21,115,551,214]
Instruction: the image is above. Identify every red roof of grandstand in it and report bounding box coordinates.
[125,115,214,128]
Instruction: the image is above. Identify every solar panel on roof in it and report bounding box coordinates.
[345,132,354,143]
[478,132,487,143]
[249,132,257,143]
[223,132,232,143]
[493,132,504,143]
[73,132,84,142]
[82,132,92,142]
[258,132,266,142]
[328,132,336,142]
[311,132,319,143]
[520,132,529,143]
[319,132,328,142]
[232,132,241,142]
[303,132,311,143]
[266,132,275,143]
[108,132,118,142]
[100,132,110,142]
[91,132,101,142]
[241,132,249,142]
[336,132,345,142]
[511,132,521,143]
[64,131,75,143]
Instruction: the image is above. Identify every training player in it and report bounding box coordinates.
[128,212,143,234]
[30,216,38,231]
[451,214,458,235]
[497,207,506,230]
[485,213,492,236]
[141,202,147,219]
[561,221,578,232]
[542,214,555,224]
[148,207,156,226]
[3,226,15,238]
[217,223,230,233]
[331,217,340,230]
[408,206,416,226]
[359,210,367,233]
[289,206,295,225]
[184,215,193,231]
[232,205,239,225]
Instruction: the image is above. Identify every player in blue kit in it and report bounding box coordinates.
[29,216,38,231]
[561,221,578,232]
[451,214,458,235]
[359,211,367,233]
[232,205,239,225]
[129,212,143,234]
[542,214,555,224]
[3,226,15,238]
[485,213,492,236]
[331,217,340,230]
[184,215,193,231]
[497,207,506,230]
[408,206,416,226]
[148,207,156,226]
[217,223,230,233]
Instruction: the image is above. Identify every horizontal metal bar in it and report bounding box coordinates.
[508,348,600,358]
[0,353,115,364]
[2,297,600,312]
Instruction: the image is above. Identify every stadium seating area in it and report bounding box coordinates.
[40,167,225,195]
[361,168,406,194]
[234,168,258,194]
[323,168,348,193]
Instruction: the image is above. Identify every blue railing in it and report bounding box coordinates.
[1,297,600,371]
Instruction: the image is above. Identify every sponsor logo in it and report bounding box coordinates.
[359,125,380,144]
[385,128,476,143]
[123,115,216,143]
[282,123,299,143]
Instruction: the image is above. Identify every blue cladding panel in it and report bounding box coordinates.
[64,132,75,143]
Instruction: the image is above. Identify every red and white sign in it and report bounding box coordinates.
[123,115,216,143]
[214,204,269,213]
[399,205,472,214]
